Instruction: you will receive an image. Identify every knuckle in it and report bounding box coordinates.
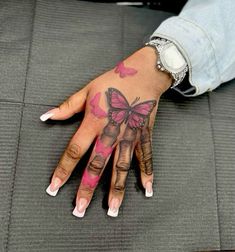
[58,102,65,111]
[116,161,130,171]
[66,143,81,160]
[146,171,153,176]
[66,97,73,108]
[59,98,72,111]
[79,185,94,196]
[88,155,105,176]
[139,163,146,173]
[143,150,152,163]
[140,129,151,142]
[56,164,70,178]
[113,170,127,194]
[143,162,153,176]
[143,168,153,177]
[135,144,144,160]
[113,185,125,194]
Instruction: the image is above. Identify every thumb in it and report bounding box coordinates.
[40,87,88,121]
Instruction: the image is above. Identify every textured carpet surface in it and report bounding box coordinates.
[0,0,234,251]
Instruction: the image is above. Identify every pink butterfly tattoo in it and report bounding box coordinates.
[106,88,156,129]
[90,92,107,118]
[114,61,138,78]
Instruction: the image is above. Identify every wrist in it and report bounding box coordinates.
[131,46,173,96]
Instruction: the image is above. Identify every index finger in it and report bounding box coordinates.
[46,118,98,196]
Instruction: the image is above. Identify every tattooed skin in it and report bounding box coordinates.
[81,122,121,188]
[106,88,156,129]
[95,138,113,158]
[81,169,100,188]
[114,61,138,78]
[81,88,156,191]
[90,92,107,118]
[115,126,137,191]
[135,119,153,175]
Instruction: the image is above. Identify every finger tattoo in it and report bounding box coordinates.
[135,120,153,175]
[115,126,137,192]
[83,87,156,189]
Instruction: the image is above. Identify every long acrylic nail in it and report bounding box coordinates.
[107,198,120,217]
[72,198,88,218]
[46,177,62,197]
[145,181,153,197]
[40,111,54,122]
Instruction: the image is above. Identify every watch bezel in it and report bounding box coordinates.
[159,43,188,74]
[145,38,189,88]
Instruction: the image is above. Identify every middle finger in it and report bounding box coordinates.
[73,122,121,217]
[108,125,138,217]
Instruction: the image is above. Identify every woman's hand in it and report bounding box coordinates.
[42,46,172,218]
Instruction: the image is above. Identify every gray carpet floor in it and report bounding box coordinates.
[0,0,234,251]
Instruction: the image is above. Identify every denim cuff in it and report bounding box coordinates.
[150,16,221,97]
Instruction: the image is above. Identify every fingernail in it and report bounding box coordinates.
[145,181,153,197]
[107,198,119,217]
[72,198,88,218]
[40,111,54,122]
[72,206,86,218]
[46,177,62,197]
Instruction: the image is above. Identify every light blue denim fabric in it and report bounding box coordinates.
[150,0,235,96]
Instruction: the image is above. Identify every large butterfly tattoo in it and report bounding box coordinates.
[106,88,156,129]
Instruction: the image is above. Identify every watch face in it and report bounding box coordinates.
[160,43,187,73]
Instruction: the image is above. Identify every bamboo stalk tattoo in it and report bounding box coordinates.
[81,88,156,191]
[135,119,153,176]
[115,126,137,191]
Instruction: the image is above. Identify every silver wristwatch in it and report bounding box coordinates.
[145,37,188,88]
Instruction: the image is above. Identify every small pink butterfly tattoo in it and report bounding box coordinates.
[114,61,138,78]
[90,92,107,118]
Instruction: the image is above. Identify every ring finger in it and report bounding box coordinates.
[107,125,137,217]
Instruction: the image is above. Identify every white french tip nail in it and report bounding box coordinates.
[40,113,54,122]
[107,208,119,217]
[46,185,59,197]
[72,207,86,218]
[145,189,153,198]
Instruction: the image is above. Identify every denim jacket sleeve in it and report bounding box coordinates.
[150,0,235,96]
